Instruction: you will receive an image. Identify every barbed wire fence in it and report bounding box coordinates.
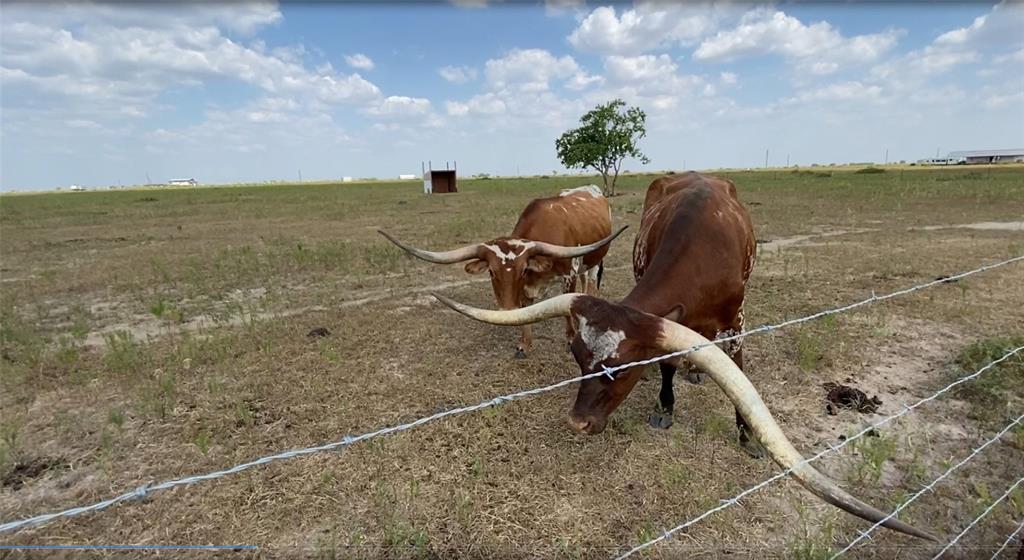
[991,517,1024,560]
[614,348,1024,560]
[2,254,1023,558]
[828,414,1023,558]
[933,475,1024,559]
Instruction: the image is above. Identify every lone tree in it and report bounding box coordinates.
[555,99,649,196]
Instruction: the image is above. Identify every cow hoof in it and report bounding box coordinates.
[648,411,674,430]
[739,437,767,459]
[514,348,527,359]
[686,371,708,384]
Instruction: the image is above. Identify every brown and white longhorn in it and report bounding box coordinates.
[380,185,626,357]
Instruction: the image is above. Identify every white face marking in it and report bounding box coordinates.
[507,239,535,249]
[483,244,517,263]
[578,316,626,368]
[559,185,603,198]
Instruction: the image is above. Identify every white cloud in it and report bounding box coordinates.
[364,95,433,118]
[719,71,737,86]
[792,81,883,103]
[446,92,507,116]
[439,65,478,84]
[484,48,583,92]
[604,54,678,82]
[694,8,902,75]
[935,1,1024,48]
[0,13,382,111]
[568,3,724,55]
[344,53,375,70]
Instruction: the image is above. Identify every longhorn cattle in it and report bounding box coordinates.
[380,185,626,357]
[432,172,936,541]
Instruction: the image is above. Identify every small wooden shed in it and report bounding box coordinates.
[422,161,458,194]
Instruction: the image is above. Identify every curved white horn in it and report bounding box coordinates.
[531,225,629,259]
[656,320,936,541]
[432,293,577,325]
[378,230,483,264]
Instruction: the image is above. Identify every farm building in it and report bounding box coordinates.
[168,178,198,186]
[422,161,458,194]
[947,149,1024,164]
[398,174,418,180]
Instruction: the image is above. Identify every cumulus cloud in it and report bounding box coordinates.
[364,95,433,118]
[0,12,382,112]
[568,3,724,55]
[694,7,902,75]
[792,81,883,103]
[484,48,587,92]
[439,65,478,84]
[935,1,1024,48]
[344,53,375,70]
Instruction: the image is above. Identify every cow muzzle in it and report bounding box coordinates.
[568,414,607,435]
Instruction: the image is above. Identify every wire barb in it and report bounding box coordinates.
[932,475,1024,559]
[829,414,1024,559]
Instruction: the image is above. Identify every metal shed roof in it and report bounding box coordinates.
[948,148,1024,158]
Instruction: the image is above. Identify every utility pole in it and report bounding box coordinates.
[146,171,151,184]
[764,148,769,169]
[885,148,889,165]
[786,154,790,167]
[298,168,302,182]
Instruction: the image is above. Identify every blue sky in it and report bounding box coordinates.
[1,1,1021,190]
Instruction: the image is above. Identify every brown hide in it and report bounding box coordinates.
[626,173,754,340]
[511,187,613,279]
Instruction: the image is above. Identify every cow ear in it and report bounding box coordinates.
[464,259,489,274]
[527,256,553,273]
[662,304,685,323]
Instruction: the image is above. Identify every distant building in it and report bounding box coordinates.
[69,184,84,191]
[947,149,1024,164]
[398,174,417,180]
[342,176,353,182]
[169,178,198,186]
[916,158,955,165]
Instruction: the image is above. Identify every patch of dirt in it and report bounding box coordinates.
[757,228,877,253]
[912,221,1024,232]
[2,457,68,490]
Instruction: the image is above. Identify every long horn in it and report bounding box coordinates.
[432,293,577,325]
[531,225,629,259]
[378,230,482,264]
[656,320,936,541]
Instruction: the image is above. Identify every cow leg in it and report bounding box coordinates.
[648,363,676,429]
[515,295,535,359]
[584,265,601,295]
[562,275,578,347]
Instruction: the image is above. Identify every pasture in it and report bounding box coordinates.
[1,167,1023,558]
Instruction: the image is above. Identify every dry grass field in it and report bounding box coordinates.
[1,166,1023,559]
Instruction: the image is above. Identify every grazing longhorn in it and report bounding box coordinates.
[380,185,626,357]
[432,172,936,540]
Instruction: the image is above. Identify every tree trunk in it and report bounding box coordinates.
[600,169,612,196]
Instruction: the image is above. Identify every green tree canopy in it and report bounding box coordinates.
[555,99,650,196]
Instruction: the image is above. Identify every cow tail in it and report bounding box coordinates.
[597,262,605,289]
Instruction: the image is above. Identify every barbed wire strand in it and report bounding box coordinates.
[2,255,1022,535]
[614,348,1024,560]
[990,517,1024,560]
[934,475,1024,559]
[829,414,1024,559]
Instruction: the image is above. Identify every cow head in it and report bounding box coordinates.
[378,226,628,311]
[430,292,937,542]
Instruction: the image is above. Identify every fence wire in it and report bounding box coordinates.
[2,254,1022,536]
[990,517,1024,560]
[828,413,1024,558]
[933,475,1024,559]
[615,347,1024,560]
